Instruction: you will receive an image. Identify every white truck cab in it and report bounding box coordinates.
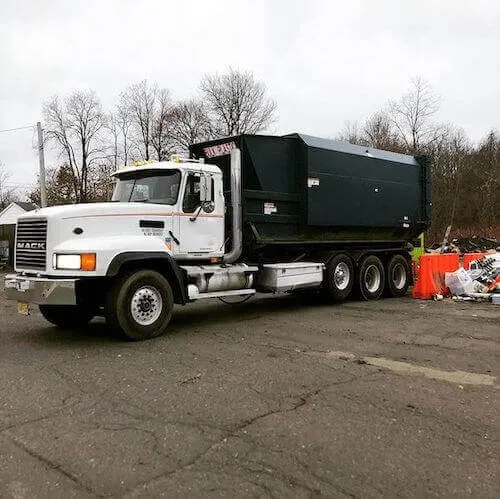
[110,159,225,260]
[5,150,259,340]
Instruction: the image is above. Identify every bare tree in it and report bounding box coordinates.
[0,162,18,210]
[119,81,172,161]
[200,68,277,136]
[337,113,403,152]
[87,162,115,202]
[116,105,133,165]
[388,77,440,152]
[43,90,105,202]
[336,121,367,145]
[107,113,120,171]
[169,99,212,153]
[363,111,404,152]
[150,89,173,161]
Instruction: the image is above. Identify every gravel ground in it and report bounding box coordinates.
[0,275,498,498]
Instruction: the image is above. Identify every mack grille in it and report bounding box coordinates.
[15,218,48,270]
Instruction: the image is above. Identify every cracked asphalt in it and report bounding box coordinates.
[1,277,498,498]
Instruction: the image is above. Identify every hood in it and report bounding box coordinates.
[17,202,176,221]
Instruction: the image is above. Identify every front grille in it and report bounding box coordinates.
[15,218,48,270]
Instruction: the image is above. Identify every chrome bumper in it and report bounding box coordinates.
[4,274,77,305]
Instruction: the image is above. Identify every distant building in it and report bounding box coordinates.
[0,202,38,268]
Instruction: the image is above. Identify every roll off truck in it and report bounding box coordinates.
[5,134,431,340]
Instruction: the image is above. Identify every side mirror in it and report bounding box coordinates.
[199,175,213,202]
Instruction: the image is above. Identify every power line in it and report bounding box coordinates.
[4,183,35,187]
[0,125,35,134]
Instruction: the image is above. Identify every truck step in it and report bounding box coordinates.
[188,287,256,300]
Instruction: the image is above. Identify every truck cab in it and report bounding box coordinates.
[5,149,254,340]
[110,159,225,260]
[11,158,226,280]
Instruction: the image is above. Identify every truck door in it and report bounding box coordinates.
[176,172,224,257]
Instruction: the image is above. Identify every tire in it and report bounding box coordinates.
[39,305,94,329]
[385,254,411,297]
[357,255,385,301]
[325,253,355,300]
[106,270,174,341]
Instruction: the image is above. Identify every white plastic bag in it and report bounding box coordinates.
[445,268,474,296]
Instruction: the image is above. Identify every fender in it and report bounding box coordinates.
[106,252,188,305]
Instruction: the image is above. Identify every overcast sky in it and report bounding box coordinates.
[1,0,499,196]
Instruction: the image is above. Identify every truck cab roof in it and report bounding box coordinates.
[112,159,222,177]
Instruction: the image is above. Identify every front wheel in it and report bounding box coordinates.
[39,305,94,329]
[106,270,174,341]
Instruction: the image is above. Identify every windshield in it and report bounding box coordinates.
[112,170,181,205]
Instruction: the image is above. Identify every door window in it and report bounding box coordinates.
[183,174,215,213]
[183,174,201,213]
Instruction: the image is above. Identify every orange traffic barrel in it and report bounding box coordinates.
[412,253,460,299]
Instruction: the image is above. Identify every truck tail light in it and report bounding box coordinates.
[81,253,96,271]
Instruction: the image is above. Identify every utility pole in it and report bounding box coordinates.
[36,121,47,207]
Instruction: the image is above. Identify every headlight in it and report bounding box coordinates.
[53,253,96,271]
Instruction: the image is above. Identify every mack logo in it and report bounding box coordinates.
[17,242,46,250]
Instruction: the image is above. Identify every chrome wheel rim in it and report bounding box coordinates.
[364,265,381,293]
[392,263,406,290]
[130,286,162,326]
[334,262,351,291]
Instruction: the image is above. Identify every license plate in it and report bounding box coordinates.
[17,302,30,315]
[15,280,30,292]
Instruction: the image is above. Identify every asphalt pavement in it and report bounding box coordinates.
[0,277,498,498]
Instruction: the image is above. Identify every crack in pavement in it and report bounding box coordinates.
[5,434,100,497]
[124,373,376,496]
[0,390,88,433]
[241,457,355,498]
[80,422,172,462]
[124,385,324,495]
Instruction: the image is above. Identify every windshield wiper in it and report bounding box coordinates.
[127,180,138,202]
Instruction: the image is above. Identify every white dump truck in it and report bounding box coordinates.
[5,134,431,340]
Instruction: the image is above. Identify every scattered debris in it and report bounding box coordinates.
[445,268,475,296]
[444,253,500,303]
[430,236,499,254]
[450,237,499,254]
[180,373,202,384]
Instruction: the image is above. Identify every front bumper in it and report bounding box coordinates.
[4,274,77,305]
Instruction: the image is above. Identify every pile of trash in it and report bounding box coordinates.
[430,236,499,254]
[451,236,499,253]
[444,254,500,304]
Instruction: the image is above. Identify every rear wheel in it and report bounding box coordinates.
[358,255,385,300]
[106,270,174,341]
[386,254,411,297]
[39,305,94,328]
[325,253,355,300]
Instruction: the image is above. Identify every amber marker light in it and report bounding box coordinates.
[81,253,96,271]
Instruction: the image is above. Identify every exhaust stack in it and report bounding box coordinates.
[223,148,242,263]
